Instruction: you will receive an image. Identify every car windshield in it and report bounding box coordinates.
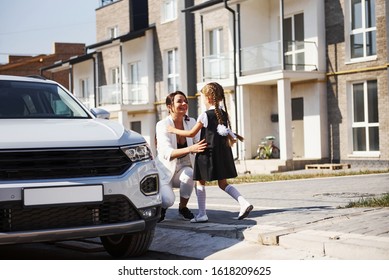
[0,80,91,119]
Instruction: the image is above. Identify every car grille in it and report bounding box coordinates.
[0,195,140,232]
[0,148,132,180]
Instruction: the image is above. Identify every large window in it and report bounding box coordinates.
[128,62,143,104]
[209,28,223,56]
[349,0,376,59]
[161,0,177,23]
[166,48,179,93]
[111,67,120,85]
[203,28,231,79]
[351,80,379,153]
[284,13,305,70]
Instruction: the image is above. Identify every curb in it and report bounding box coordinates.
[279,229,389,259]
[157,220,249,240]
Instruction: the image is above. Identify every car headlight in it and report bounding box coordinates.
[121,144,152,162]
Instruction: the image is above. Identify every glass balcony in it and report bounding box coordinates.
[98,83,149,106]
[202,52,233,80]
[98,84,121,106]
[122,83,148,105]
[240,40,318,75]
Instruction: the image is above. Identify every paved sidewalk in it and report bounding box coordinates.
[151,173,389,260]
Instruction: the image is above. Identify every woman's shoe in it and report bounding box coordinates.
[190,214,208,223]
[238,205,253,220]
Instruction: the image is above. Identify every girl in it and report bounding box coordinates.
[168,82,253,223]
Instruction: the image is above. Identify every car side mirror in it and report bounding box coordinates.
[90,108,110,119]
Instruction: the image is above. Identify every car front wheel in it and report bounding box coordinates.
[100,228,155,258]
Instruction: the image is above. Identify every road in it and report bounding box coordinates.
[1,173,388,260]
[0,239,194,260]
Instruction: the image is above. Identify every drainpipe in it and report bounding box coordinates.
[224,0,239,159]
[92,55,97,108]
[119,43,123,104]
[280,0,285,70]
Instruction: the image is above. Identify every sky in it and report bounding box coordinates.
[0,0,98,64]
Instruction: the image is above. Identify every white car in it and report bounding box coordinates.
[0,75,161,258]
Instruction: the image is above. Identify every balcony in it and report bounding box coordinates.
[201,41,318,80]
[98,83,149,106]
[202,52,233,80]
[240,40,318,75]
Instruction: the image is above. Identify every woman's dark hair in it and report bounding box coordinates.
[165,91,188,107]
[165,91,190,121]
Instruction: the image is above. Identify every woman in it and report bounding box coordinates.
[155,91,207,222]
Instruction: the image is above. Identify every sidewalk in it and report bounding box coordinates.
[151,172,389,260]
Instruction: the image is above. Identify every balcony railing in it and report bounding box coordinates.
[98,83,148,106]
[202,52,233,80]
[122,83,148,104]
[240,40,318,75]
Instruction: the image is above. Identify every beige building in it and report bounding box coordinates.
[326,0,389,168]
[38,0,389,170]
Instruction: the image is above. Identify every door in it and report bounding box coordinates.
[292,98,304,158]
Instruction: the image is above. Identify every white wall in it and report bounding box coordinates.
[291,82,328,158]
[72,59,95,108]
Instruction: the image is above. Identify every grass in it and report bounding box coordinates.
[343,193,389,208]
[226,168,389,185]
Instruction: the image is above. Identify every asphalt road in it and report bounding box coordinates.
[0,239,195,260]
[1,173,388,260]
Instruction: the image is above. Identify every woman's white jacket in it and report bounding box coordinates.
[155,115,200,185]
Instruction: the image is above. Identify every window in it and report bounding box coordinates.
[161,0,177,23]
[131,121,141,134]
[284,13,305,70]
[166,48,179,93]
[349,0,376,59]
[205,28,229,79]
[128,62,143,103]
[209,28,223,56]
[108,26,118,39]
[351,80,379,153]
[111,67,120,84]
[101,0,118,7]
[80,79,89,99]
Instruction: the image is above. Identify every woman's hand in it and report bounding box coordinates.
[190,139,207,154]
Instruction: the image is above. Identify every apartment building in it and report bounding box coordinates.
[185,0,328,170]
[38,0,388,170]
[326,0,389,167]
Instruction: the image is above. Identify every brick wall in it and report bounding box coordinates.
[0,43,86,90]
[96,0,130,42]
[326,0,389,166]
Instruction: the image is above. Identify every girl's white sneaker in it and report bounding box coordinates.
[190,214,208,223]
[238,205,253,220]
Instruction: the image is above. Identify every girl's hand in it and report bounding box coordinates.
[167,125,175,133]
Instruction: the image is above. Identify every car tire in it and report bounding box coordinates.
[100,228,155,258]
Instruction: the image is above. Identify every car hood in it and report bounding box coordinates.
[0,119,145,149]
